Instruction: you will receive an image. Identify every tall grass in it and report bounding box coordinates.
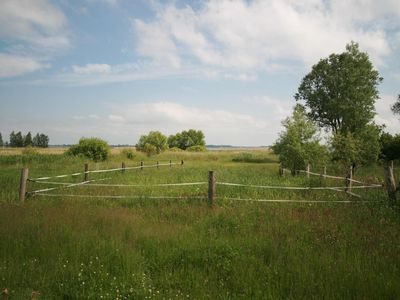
[0,150,399,299]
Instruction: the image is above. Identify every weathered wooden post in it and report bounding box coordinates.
[140,161,143,171]
[19,168,29,204]
[306,163,310,178]
[169,160,172,167]
[157,161,159,169]
[181,160,184,165]
[84,163,89,181]
[208,171,216,206]
[121,162,126,173]
[383,163,397,205]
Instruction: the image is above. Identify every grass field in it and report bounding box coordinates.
[0,149,399,299]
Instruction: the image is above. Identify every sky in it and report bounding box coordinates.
[0,0,399,146]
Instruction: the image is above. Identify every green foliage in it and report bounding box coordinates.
[9,131,23,147]
[295,42,382,134]
[23,132,32,147]
[0,132,3,147]
[121,148,136,160]
[168,129,206,150]
[136,131,168,154]
[143,143,158,157]
[273,105,328,174]
[380,132,400,161]
[330,124,381,169]
[186,145,207,152]
[168,147,184,152]
[22,145,39,156]
[391,95,400,116]
[66,137,110,161]
[232,152,276,163]
[32,133,49,148]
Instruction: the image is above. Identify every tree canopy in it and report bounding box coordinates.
[66,137,110,161]
[295,42,382,135]
[272,104,328,174]
[168,129,206,150]
[136,131,168,155]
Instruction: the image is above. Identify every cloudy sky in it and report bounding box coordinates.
[0,0,399,146]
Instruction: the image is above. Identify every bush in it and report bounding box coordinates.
[168,147,184,152]
[22,146,39,156]
[121,148,136,160]
[186,145,207,152]
[136,131,168,154]
[66,138,110,161]
[168,129,206,150]
[143,143,157,157]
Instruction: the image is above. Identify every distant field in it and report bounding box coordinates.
[0,150,399,299]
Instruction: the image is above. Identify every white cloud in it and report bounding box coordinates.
[134,0,399,71]
[0,0,69,50]
[72,64,111,74]
[375,94,399,134]
[0,0,69,78]
[0,53,45,77]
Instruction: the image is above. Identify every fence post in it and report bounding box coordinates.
[383,163,397,205]
[157,161,159,169]
[140,161,143,171]
[323,166,327,176]
[84,163,89,181]
[279,164,283,177]
[306,163,310,178]
[208,171,216,206]
[19,168,29,204]
[121,162,125,173]
[169,160,172,167]
[181,160,184,165]
[348,166,353,193]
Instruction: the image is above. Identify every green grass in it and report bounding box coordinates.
[0,150,399,299]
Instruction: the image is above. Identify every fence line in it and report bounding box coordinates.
[293,168,381,186]
[30,161,182,181]
[28,178,111,195]
[32,193,205,200]
[217,181,382,190]
[217,197,377,203]
[29,181,208,187]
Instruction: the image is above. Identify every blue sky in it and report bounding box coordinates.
[0,0,399,146]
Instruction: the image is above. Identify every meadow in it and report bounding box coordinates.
[0,149,399,299]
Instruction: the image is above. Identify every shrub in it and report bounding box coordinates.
[121,148,136,160]
[22,146,39,156]
[136,131,168,154]
[186,145,207,152]
[143,143,157,157]
[168,147,183,152]
[66,138,110,161]
[168,129,206,150]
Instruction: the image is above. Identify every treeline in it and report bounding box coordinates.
[0,131,49,148]
[136,129,206,155]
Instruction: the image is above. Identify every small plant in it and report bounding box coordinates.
[121,148,136,160]
[22,145,39,156]
[66,137,110,161]
[186,145,207,152]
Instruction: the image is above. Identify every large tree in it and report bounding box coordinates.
[0,132,3,147]
[295,42,382,135]
[23,132,32,147]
